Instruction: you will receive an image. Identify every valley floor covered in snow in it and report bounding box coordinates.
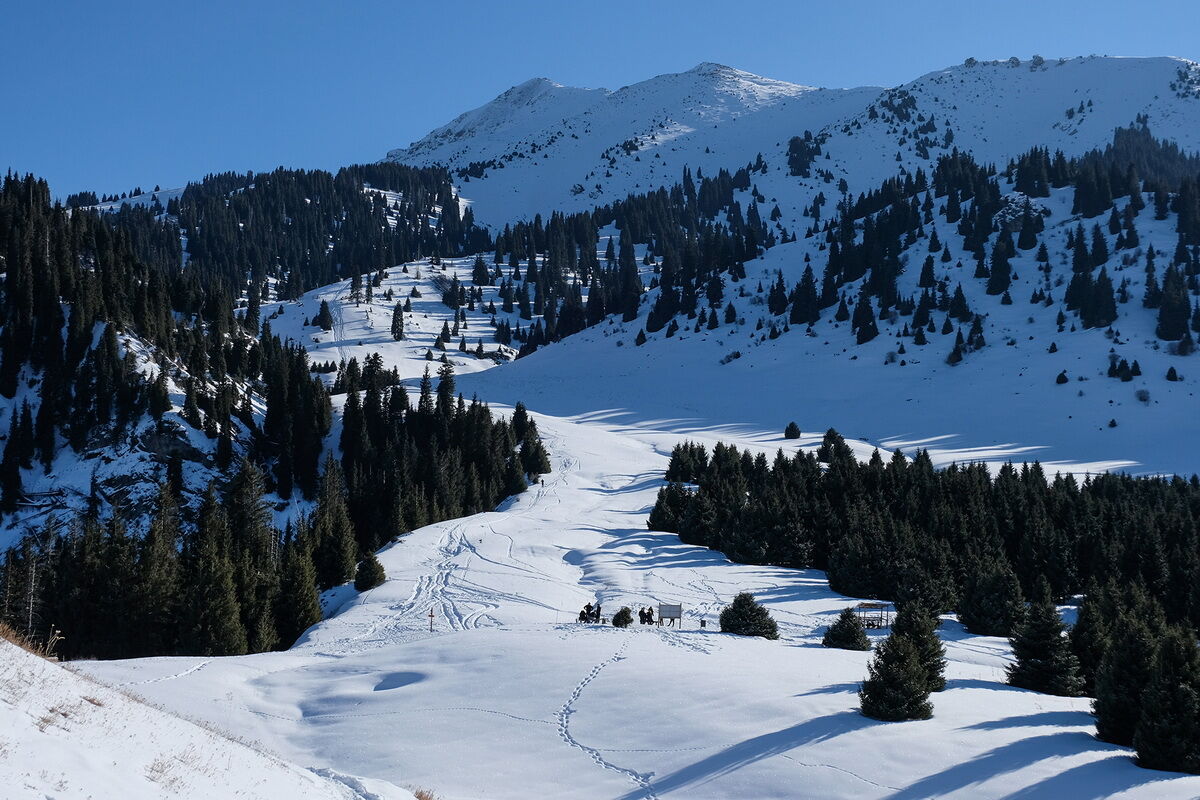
[80,410,1200,798]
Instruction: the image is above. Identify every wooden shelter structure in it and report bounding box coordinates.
[854,602,892,629]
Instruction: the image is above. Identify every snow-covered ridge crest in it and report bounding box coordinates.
[387,55,1200,229]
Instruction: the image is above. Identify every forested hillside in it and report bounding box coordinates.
[0,166,548,660]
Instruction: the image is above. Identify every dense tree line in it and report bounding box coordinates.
[650,431,1200,769]
[0,168,551,661]
[481,163,782,357]
[0,364,547,660]
[178,163,490,302]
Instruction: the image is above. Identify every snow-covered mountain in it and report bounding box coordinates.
[388,56,1200,227]
[11,54,1200,799]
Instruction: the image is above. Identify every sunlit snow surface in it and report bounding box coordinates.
[73,245,1200,798]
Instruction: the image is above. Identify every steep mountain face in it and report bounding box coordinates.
[387,56,1200,228]
[386,62,878,225]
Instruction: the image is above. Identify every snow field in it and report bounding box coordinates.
[79,411,1200,798]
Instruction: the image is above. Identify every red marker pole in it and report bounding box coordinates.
[428,608,434,632]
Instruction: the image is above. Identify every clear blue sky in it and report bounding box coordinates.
[3,0,1195,198]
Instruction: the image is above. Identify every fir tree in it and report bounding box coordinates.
[1094,613,1161,746]
[276,536,321,647]
[390,303,404,341]
[719,592,779,639]
[181,487,248,656]
[1133,626,1200,774]
[958,560,1024,636]
[859,631,934,721]
[823,607,871,651]
[893,604,946,692]
[354,551,387,591]
[1007,586,1083,696]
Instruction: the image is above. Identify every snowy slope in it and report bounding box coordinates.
[387,57,1200,231]
[461,188,1200,478]
[387,62,878,226]
[0,638,414,799]
[69,239,1200,798]
[78,408,1200,799]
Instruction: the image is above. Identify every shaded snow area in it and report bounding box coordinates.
[388,56,1200,230]
[80,412,1200,799]
[0,639,414,799]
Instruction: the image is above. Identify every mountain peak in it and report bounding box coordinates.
[688,61,738,75]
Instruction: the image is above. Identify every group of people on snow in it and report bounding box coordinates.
[575,602,663,625]
[578,602,603,623]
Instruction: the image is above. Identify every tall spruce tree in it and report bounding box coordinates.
[1007,586,1083,696]
[893,604,946,692]
[1133,626,1200,774]
[823,607,871,651]
[859,631,934,721]
[1094,613,1161,746]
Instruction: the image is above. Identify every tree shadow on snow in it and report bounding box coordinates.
[964,710,1093,731]
[887,732,1108,799]
[1003,755,1196,799]
[616,711,865,800]
[793,682,861,697]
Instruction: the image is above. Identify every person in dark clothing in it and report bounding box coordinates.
[579,603,593,623]
[638,608,647,625]
[593,603,602,623]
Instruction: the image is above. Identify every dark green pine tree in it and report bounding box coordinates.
[132,484,182,656]
[390,302,404,341]
[275,534,322,648]
[1133,626,1200,774]
[354,551,387,591]
[312,456,358,590]
[181,487,248,656]
[1069,582,1113,693]
[719,592,779,639]
[504,454,528,496]
[315,299,334,331]
[893,604,946,692]
[1157,265,1190,341]
[1007,585,1083,696]
[1094,613,1161,746]
[859,631,934,721]
[957,559,1025,636]
[227,459,280,653]
[519,422,552,476]
[823,607,871,651]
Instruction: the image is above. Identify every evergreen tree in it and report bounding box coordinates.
[1007,586,1083,696]
[859,631,934,721]
[719,592,779,639]
[892,604,946,692]
[311,457,358,590]
[132,485,182,656]
[1133,626,1200,774]
[354,551,387,591]
[390,303,404,341]
[1094,613,1161,746]
[958,560,1025,636]
[276,536,321,647]
[823,607,871,651]
[181,487,248,656]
